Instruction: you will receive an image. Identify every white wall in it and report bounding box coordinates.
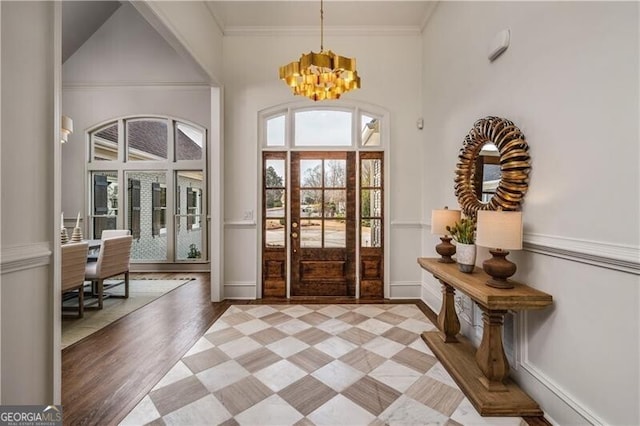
[62,3,211,224]
[222,31,424,299]
[1,1,56,403]
[420,2,639,425]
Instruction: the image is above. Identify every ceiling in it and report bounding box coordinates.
[206,1,436,32]
[61,1,435,63]
[62,1,122,63]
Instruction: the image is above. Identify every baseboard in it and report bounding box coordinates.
[388,281,421,299]
[0,242,51,275]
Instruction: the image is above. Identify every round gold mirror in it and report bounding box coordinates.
[454,116,531,217]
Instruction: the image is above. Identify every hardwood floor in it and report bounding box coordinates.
[62,273,227,426]
[62,274,549,425]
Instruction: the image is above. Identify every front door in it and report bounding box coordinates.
[261,150,383,298]
[290,152,356,296]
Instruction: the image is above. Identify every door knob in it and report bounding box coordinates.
[291,232,298,239]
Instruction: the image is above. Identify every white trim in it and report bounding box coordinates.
[223,26,421,37]
[520,312,606,426]
[524,232,640,274]
[390,280,422,287]
[53,0,62,405]
[63,82,210,90]
[390,221,425,229]
[224,281,257,287]
[224,220,257,228]
[0,243,52,275]
[210,87,224,302]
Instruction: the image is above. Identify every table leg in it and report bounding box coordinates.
[475,307,509,391]
[437,280,460,343]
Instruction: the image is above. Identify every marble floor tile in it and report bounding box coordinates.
[266,336,310,358]
[162,395,232,426]
[123,304,529,426]
[253,359,307,392]
[234,394,304,426]
[278,375,337,416]
[307,394,376,426]
[311,360,364,392]
[196,360,250,393]
[313,335,358,358]
[369,360,423,392]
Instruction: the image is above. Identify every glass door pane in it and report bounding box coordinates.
[91,171,118,238]
[125,171,167,261]
[175,171,204,261]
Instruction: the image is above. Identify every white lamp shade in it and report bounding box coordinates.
[476,210,523,250]
[431,208,461,235]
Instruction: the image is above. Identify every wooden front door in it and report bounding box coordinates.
[290,152,356,296]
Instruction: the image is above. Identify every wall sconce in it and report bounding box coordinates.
[476,210,523,289]
[61,115,73,143]
[431,206,461,263]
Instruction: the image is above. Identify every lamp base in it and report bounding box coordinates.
[482,249,516,289]
[436,236,456,264]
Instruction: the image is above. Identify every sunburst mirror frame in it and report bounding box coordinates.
[454,116,531,217]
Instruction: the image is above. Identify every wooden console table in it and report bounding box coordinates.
[417,257,552,417]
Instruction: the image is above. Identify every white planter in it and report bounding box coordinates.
[456,243,476,273]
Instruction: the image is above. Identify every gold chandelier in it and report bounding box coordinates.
[279,0,360,101]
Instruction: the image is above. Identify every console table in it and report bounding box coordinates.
[417,257,552,417]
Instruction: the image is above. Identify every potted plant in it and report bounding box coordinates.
[446,217,476,273]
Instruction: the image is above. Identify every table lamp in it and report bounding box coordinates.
[431,207,461,263]
[476,210,523,289]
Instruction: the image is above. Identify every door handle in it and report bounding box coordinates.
[291,232,298,239]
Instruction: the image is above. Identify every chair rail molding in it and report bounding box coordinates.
[0,242,52,275]
[523,232,639,274]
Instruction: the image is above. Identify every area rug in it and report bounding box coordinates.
[120,304,526,426]
[61,278,193,349]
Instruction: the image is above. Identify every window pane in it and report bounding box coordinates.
[92,123,118,161]
[127,120,168,161]
[266,190,285,217]
[324,190,346,218]
[265,159,285,187]
[301,219,322,247]
[324,159,346,188]
[266,219,285,248]
[176,123,203,161]
[295,110,352,146]
[362,219,382,248]
[324,220,346,248]
[176,218,203,260]
[361,114,381,146]
[91,171,118,238]
[300,190,322,218]
[126,171,167,261]
[361,159,382,187]
[361,189,382,218]
[300,160,322,187]
[267,115,285,146]
[176,171,203,237]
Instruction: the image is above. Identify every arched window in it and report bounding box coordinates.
[87,116,207,264]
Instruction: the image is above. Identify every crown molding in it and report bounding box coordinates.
[223,25,422,37]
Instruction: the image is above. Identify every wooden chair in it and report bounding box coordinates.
[62,242,89,318]
[85,235,132,309]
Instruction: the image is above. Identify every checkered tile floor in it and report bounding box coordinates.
[120,304,526,426]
